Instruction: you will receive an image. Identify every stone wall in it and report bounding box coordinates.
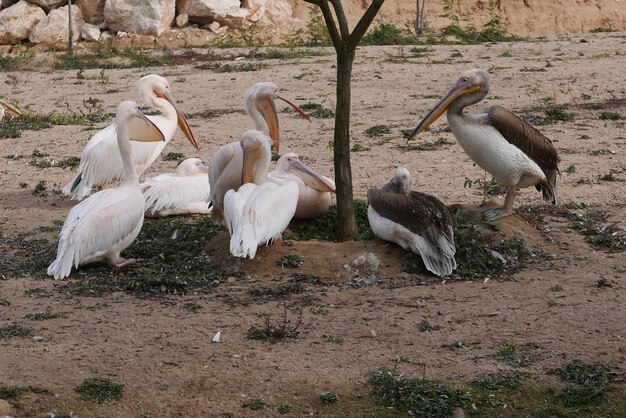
[0,0,624,48]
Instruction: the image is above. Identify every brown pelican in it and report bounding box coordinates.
[208,82,308,224]
[267,153,336,219]
[223,130,299,259]
[367,167,457,277]
[407,68,560,220]
[63,74,199,200]
[48,101,165,280]
[141,158,211,218]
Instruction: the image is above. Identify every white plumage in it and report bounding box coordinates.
[141,158,211,218]
[63,74,199,200]
[48,100,165,280]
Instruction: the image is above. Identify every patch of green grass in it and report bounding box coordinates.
[277,254,303,268]
[581,93,592,100]
[351,143,370,152]
[162,152,185,162]
[216,63,260,73]
[182,302,203,312]
[565,164,576,174]
[553,359,621,387]
[246,307,302,342]
[532,406,566,418]
[0,51,35,71]
[243,398,266,410]
[285,13,331,47]
[0,324,34,339]
[558,385,607,406]
[277,403,292,414]
[0,110,109,139]
[599,111,621,120]
[590,27,616,33]
[287,199,373,242]
[262,48,327,59]
[362,24,421,45]
[367,367,470,417]
[299,102,334,119]
[0,384,47,399]
[249,282,306,301]
[440,18,523,44]
[472,371,532,391]
[74,377,124,404]
[418,320,440,332]
[320,392,338,403]
[400,136,452,151]
[23,310,68,321]
[495,342,540,367]
[58,156,81,169]
[32,180,47,195]
[410,47,434,57]
[544,105,575,123]
[55,46,174,70]
[365,124,391,137]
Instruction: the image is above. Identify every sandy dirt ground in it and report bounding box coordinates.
[0,31,625,417]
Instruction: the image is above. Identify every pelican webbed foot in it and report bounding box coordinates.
[482,207,514,221]
[115,257,138,268]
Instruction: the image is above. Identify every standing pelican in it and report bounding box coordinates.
[141,158,211,218]
[63,74,199,200]
[267,153,336,219]
[208,82,308,224]
[48,101,165,280]
[367,167,457,277]
[407,68,560,220]
[223,130,299,259]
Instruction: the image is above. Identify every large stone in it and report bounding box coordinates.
[104,0,175,37]
[178,0,247,28]
[0,0,19,11]
[28,0,66,11]
[29,4,84,45]
[0,0,46,44]
[81,22,100,41]
[75,0,105,25]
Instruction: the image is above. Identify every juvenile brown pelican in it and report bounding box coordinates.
[267,153,336,219]
[407,68,560,220]
[48,101,165,280]
[367,167,457,277]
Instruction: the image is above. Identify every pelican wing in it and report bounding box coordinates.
[142,176,210,215]
[47,188,144,279]
[488,106,560,172]
[367,188,455,256]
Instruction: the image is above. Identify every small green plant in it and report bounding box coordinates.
[580,93,592,100]
[595,276,612,288]
[418,320,440,332]
[544,105,575,123]
[299,102,334,119]
[243,398,266,410]
[262,48,326,59]
[182,302,203,312]
[246,306,302,342]
[0,51,35,71]
[367,367,470,416]
[320,392,338,403]
[362,24,420,45]
[365,124,391,137]
[23,311,68,321]
[564,165,576,174]
[277,403,292,414]
[216,63,260,73]
[472,371,531,390]
[0,324,34,339]
[74,377,124,404]
[32,180,47,195]
[599,111,621,120]
[440,18,522,44]
[0,385,23,398]
[494,342,541,367]
[162,152,185,161]
[558,385,607,406]
[351,143,370,152]
[277,255,303,268]
[599,171,617,182]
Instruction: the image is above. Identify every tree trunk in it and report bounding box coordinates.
[334,47,358,241]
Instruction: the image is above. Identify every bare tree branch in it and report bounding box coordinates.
[348,0,385,47]
[329,0,350,40]
[304,0,342,47]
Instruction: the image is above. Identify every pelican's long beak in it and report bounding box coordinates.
[288,160,336,193]
[131,108,165,142]
[406,78,480,142]
[256,95,310,154]
[198,163,210,174]
[241,145,260,185]
[0,99,22,117]
[160,90,200,151]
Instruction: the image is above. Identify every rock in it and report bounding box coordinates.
[178,0,247,28]
[81,22,100,41]
[104,0,175,37]
[100,30,112,39]
[175,13,189,28]
[0,0,46,45]
[28,0,66,11]
[29,4,83,45]
[0,0,19,12]
[0,398,15,416]
[75,0,105,25]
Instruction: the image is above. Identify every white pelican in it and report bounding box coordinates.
[223,130,299,259]
[47,101,165,280]
[367,167,457,277]
[208,82,308,224]
[63,74,199,200]
[141,157,211,218]
[267,153,336,219]
[407,68,560,220]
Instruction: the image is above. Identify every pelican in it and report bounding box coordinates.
[48,101,165,280]
[0,98,22,121]
[208,82,308,224]
[63,74,199,200]
[141,158,211,218]
[267,153,336,219]
[407,68,560,220]
[367,167,457,277]
[223,130,299,259]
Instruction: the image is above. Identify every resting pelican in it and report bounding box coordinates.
[141,158,211,218]
[223,130,299,259]
[63,74,199,200]
[208,82,308,224]
[367,167,457,277]
[48,101,165,280]
[407,68,560,220]
[267,153,336,219]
